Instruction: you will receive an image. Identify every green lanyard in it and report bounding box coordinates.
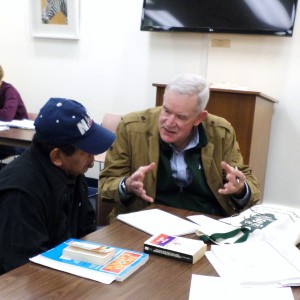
[198,227,251,244]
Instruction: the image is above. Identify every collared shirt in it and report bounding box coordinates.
[169,127,199,188]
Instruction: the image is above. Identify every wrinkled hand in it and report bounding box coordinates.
[218,161,246,195]
[125,162,156,203]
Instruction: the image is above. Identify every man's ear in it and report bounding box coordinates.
[49,148,63,167]
[194,110,208,126]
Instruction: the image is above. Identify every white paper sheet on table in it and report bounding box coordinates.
[187,215,243,244]
[117,209,198,236]
[0,126,9,131]
[189,274,294,300]
[0,119,35,130]
[206,239,300,287]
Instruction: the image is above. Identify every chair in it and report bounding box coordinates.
[94,113,122,170]
[94,113,122,226]
[101,112,123,132]
[28,112,38,121]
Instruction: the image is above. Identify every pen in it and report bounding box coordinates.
[235,166,240,183]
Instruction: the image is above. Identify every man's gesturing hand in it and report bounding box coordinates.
[125,162,156,203]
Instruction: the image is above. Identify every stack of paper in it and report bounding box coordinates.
[206,239,300,287]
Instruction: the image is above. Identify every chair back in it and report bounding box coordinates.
[96,113,122,226]
[101,113,122,132]
[28,112,38,121]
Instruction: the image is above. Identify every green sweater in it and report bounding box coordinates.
[156,128,224,216]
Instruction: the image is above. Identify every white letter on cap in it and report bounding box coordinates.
[77,119,90,135]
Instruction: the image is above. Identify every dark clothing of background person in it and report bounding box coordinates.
[0,81,29,158]
[0,81,28,121]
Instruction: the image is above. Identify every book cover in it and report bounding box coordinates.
[30,238,149,284]
[144,233,207,264]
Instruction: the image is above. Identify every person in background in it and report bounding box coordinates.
[0,64,29,160]
[0,97,115,275]
[99,73,261,223]
[0,64,28,121]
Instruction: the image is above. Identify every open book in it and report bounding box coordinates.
[30,238,149,284]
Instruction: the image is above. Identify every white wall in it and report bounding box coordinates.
[1,0,300,208]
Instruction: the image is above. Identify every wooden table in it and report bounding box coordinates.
[0,128,35,148]
[0,204,299,300]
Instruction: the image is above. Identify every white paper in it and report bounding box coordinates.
[9,119,35,130]
[206,240,300,287]
[189,274,294,300]
[220,204,300,246]
[0,119,35,130]
[187,215,243,244]
[0,126,9,131]
[187,215,236,233]
[117,209,198,236]
[30,255,114,284]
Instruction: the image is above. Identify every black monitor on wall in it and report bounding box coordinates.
[141,0,298,37]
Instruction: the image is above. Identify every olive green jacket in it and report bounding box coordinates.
[99,107,261,223]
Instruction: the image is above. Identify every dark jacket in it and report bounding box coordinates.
[0,144,96,274]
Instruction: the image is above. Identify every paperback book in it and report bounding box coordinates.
[63,240,116,266]
[30,238,149,284]
[144,233,207,264]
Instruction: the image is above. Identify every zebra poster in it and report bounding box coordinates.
[41,0,68,25]
[30,0,79,39]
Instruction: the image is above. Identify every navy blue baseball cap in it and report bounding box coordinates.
[34,98,115,155]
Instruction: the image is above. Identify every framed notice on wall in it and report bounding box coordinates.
[30,0,80,39]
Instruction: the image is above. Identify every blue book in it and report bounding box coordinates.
[30,238,149,284]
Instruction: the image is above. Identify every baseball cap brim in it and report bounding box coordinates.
[71,122,115,155]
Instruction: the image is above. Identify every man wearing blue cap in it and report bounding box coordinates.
[0,98,115,275]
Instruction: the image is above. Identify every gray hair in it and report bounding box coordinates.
[165,73,210,112]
